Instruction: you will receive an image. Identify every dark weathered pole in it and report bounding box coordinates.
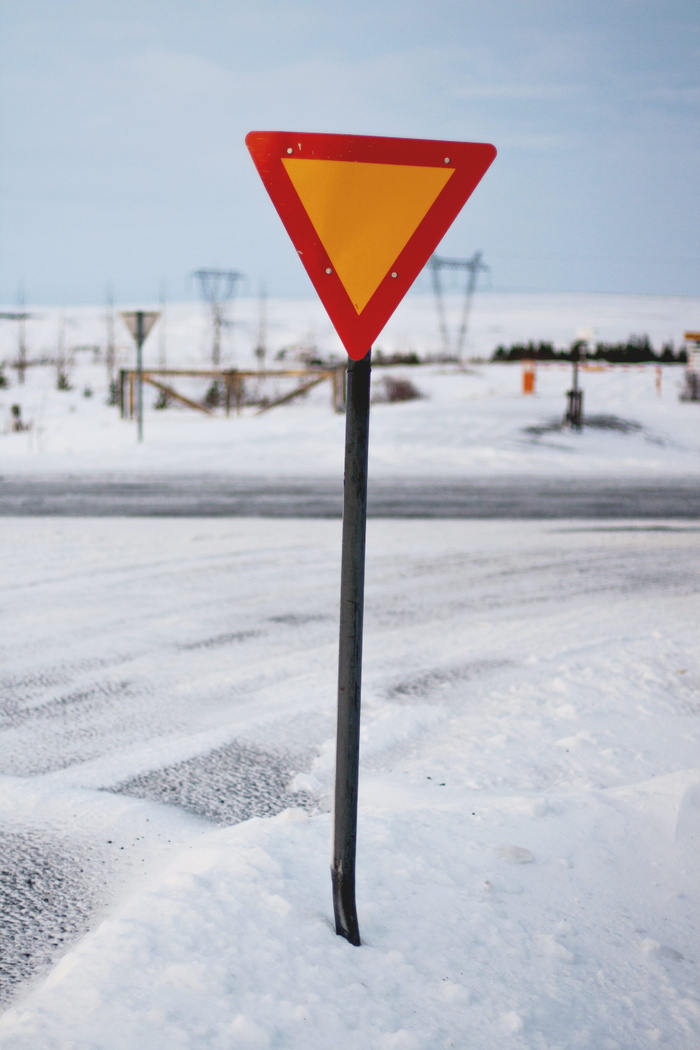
[136,311,144,443]
[332,349,371,946]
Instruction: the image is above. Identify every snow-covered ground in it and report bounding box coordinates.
[1,291,699,479]
[0,518,698,1048]
[2,291,698,368]
[2,358,698,480]
[0,292,698,1047]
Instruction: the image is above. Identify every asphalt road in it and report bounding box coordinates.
[0,474,698,517]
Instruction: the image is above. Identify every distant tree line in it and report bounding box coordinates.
[492,335,688,365]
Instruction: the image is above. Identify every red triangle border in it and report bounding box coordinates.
[246,131,496,360]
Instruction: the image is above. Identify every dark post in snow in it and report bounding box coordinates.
[332,349,372,946]
[565,345,584,430]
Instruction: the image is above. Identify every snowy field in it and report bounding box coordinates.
[1,359,700,482]
[2,290,698,369]
[0,291,699,480]
[0,292,699,1047]
[0,518,698,1048]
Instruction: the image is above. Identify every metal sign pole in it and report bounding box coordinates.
[332,349,371,946]
[120,311,159,440]
[246,132,496,949]
[136,311,145,443]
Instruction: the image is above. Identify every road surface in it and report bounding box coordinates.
[0,474,698,517]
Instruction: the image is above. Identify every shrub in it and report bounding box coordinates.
[372,375,424,403]
[491,335,687,364]
[203,380,225,408]
[680,372,700,402]
[373,349,421,366]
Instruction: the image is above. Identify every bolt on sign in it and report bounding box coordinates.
[245,132,496,359]
[246,131,496,946]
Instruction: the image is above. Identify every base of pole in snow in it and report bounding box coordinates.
[332,350,371,947]
[565,388,583,429]
[565,351,583,430]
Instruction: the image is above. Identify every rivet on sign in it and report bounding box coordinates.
[287,147,294,154]
[325,267,333,274]
[391,272,398,278]
[444,157,450,164]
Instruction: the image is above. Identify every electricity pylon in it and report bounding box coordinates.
[193,269,243,366]
[429,251,488,361]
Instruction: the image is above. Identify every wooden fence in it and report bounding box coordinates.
[118,367,345,419]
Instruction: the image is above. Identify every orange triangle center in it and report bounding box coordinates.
[282,158,454,313]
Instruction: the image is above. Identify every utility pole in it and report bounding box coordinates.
[429,251,488,361]
[254,282,267,372]
[193,269,243,366]
[106,286,116,387]
[17,285,28,384]
[158,281,168,370]
[55,310,69,389]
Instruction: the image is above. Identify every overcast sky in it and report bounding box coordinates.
[1,0,698,306]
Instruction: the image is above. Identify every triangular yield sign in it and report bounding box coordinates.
[246,131,496,360]
[120,311,160,344]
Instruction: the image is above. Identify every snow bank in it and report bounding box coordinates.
[0,519,698,1047]
[2,779,698,1049]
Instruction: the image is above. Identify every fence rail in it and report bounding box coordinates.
[118,367,345,419]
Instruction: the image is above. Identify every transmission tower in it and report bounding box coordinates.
[429,251,489,361]
[158,280,168,369]
[193,269,243,366]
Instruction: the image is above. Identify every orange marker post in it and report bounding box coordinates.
[522,361,536,395]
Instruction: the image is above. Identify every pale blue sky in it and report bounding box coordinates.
[1,0,698,305]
